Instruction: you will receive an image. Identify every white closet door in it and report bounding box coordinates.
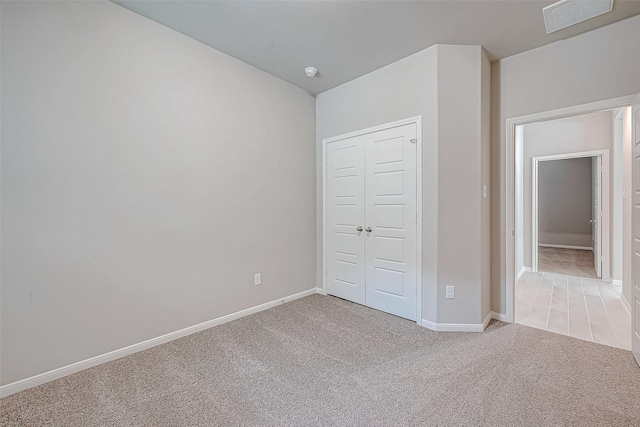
[364,123,418,320]
[326,136,366,305]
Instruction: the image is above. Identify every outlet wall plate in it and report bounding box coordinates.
[446,286,455,299]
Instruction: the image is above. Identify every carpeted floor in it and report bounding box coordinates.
[2,294,639,426]
[538,246,598,278]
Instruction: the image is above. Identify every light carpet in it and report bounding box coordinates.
[2,294,639,426]
[538,246,598,278]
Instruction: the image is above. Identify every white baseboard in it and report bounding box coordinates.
[621,293,631,316]
[490,311,510,322]
[0,288,317,398]
[538,244,593,251]
[421,319,486,333]
[516,267,531,281]
[610,280,629,315]
[482,311,492,330]
[421,310,504,333]
[315,287,327,295]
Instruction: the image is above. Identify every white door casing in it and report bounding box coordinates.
[592,156,603,278]
[323,117,421,322]
[632,92,640,366]
[365,124,418,320]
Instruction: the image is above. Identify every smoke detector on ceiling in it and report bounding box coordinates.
[543,0,614,34]
[305,67,318,78]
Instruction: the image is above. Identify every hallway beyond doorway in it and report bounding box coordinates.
[516,271,630,350]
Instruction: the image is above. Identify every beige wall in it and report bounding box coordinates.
[481,50,492,320]
[491,15,640,314]
[1,1,316,385]
[435,46,491,324]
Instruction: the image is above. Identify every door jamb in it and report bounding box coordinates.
[504,95,634,324]
[531,150,610,280]
[322,116,423,324]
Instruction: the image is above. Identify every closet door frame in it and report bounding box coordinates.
[322,116,422,325]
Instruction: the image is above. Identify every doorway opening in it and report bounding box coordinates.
[532,151,609,280]
[510,104,632,350]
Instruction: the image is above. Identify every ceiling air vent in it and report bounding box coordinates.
[543,0,614,34]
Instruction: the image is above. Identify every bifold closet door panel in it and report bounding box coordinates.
[364,124,418,321]
[325,136,366,305]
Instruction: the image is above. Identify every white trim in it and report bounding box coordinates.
[416,118,423,327]
[613,279,630,316]
[491,311,511,322]
[421,311,509,332]
[421,319,438,330]
[423,322,484,333]
[538,244,593,251]
[532,155,538,271]
[482,311,493,330]
[0,288,317,398]
[315,287,327,296]
[621,293,631,316]
[421,319,486,332]
[322,117,421,144]
[504,94,635,325]
[322,116,423,324]
[516,266,532,281]
[531,149,610,279]
[322,132,327,294]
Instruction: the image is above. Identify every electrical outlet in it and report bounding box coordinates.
[446,286,455,299]
[254,273,261,286]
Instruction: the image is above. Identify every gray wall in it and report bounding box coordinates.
[1,1,316,385]
[537,158,593,248]
[317,45,491,325]
[491,14,640,314]
[521,111,612,266]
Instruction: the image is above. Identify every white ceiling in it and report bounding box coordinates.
[112,1,640,95]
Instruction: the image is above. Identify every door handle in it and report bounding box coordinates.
[365,227,373,233]
[356,226,363,232]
